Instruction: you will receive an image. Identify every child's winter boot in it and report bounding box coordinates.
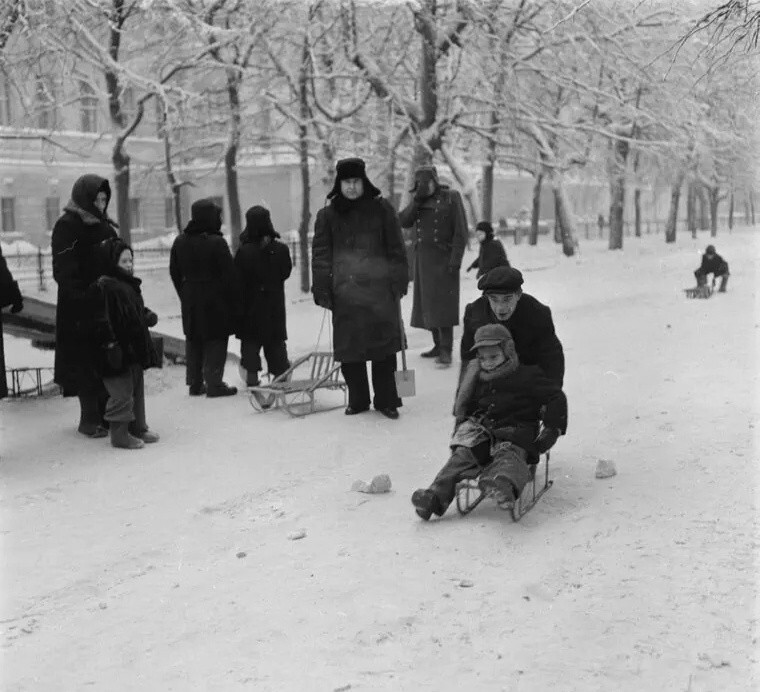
[411,488,444,521]
[110,422,145,449]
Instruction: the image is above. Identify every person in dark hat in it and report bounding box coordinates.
[52,174,118,437]
[170,198,239,397]
[694,245,729,292]
[466,221,510,278]
[311,157,409,419]
[234,205,292,386]
[459,265,564,387]
[0,242,24,399]
[411,323,567,520]
[92,237,161,449]
[399,165,468,367]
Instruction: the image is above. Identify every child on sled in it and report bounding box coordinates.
[411,323,568,520]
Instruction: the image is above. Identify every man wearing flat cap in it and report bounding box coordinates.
[460,265,565,386]
[311,158,409,419]
[399,166,468,367]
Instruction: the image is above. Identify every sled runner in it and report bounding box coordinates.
[454,452,553,522]
[247,351,347,417]
[684,285,712,299]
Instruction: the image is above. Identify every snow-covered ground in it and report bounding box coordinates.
[2,227,758,691]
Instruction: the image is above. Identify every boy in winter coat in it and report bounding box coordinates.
[411,323,567,520]
[234,206,293,386]
[93,238,161,450]
[694,245,729,292]
[466,221,509,278]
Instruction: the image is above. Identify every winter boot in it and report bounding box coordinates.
[189,384,207,396]
[718,274,729,293]
[420,346,440,359]
[411,488,444,521]
[129,425,160,443]
[78,394,108,438]
[206,383,238,398]
[435,351,452,367]
[110,422,145,450]
[479,473,516,504]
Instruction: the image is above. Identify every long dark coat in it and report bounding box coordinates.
[0,243,23,399]
[399,186,468,329]
[234,232,292,343]
[51,175,118,397]
[312,195,409,363]
[460,294,565,387]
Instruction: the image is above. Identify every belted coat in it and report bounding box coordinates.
[311,195,409,363]
[399,186,468,329]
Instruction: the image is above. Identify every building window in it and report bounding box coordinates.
[128,198,141,228]
[79,80,98,133]
[36,78,57,130]
[164,196,174,228]
[45,197,60,230]
[0,74,11,126]
[1,198,16,234]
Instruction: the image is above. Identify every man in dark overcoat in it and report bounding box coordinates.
[0,243,24,399]
[311,158,409,419]
[399,166,468,367]
[460,266,565,387]
[234,205,292,386]
[170,198,239,397]
[52,174,118,436]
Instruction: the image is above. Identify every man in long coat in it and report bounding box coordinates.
[52,174,118,436]
[311,157,409,419]
[0,243,24,399]
[170,198,239,397]
[399,166,468,367]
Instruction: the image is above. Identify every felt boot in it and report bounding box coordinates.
[110,422,145,450]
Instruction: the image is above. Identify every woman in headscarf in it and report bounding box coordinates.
[311,157,409,419]
[51,174,118,437]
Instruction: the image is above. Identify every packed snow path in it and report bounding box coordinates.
[2,229,758,691]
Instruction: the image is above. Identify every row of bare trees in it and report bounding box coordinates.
[1,0,757,289]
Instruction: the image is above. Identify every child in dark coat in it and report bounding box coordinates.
[694,244,729,292]
[93,238,160,449]
[234,206,293,386]
[466,221,509,279]
[411,323,567,520]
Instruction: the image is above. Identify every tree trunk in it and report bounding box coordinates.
[550,176,576,257]
[728,190,734,230]
[608,137,629,250]
[634,187,641,237]
[697,186,710,230]
[225,70,243,254]
[159,109,184,232]
[529,172,543,246]
[112,148,131,245]
[687,182,697,238]
[481,110,497,223]
[297,44,311,294]
[665,172,684,243]
[750,190,755,224]
[708,186,720,237]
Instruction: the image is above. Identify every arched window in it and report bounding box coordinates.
[79,79,98,133]
[36,77,57,130]
[0,74,12,126]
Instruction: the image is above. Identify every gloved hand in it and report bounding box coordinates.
[313,293,333,310]
[144,309,159,327]
[11,298,23,313]
[535,427,560,454]
[105,342,123,371]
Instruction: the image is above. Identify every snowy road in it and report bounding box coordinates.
[2,229,758,691]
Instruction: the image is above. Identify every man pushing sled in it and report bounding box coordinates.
[411,324,568,520]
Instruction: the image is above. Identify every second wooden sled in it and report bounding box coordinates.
[455,452,553,522]
[247,351,347,417]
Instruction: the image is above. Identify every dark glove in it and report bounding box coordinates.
[11,298,23,314]
[144,309,159,328]
[313,293,333,310]
[535,427,560,454]
[105,342,123,371]
[7,281,22,312]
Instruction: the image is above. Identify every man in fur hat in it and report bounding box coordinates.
[311,158,409,419]
[399,166,468,367]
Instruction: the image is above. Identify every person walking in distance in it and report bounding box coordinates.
[399,166,468,367]
[170,199,239,398]
[311,158,409,419]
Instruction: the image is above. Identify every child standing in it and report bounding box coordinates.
[466,221,509,279]
[411,323,567,520]
[234,206,293,386]
[93,238,161,450]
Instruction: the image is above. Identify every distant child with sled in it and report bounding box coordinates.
[93,238,161,449]
[466,221,509,279]
[411,324,567,520]
[694,244,729,293]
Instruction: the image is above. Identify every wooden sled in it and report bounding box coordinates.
[247,351,347,417]
[684,285,713,299]
[455,452,553,522]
